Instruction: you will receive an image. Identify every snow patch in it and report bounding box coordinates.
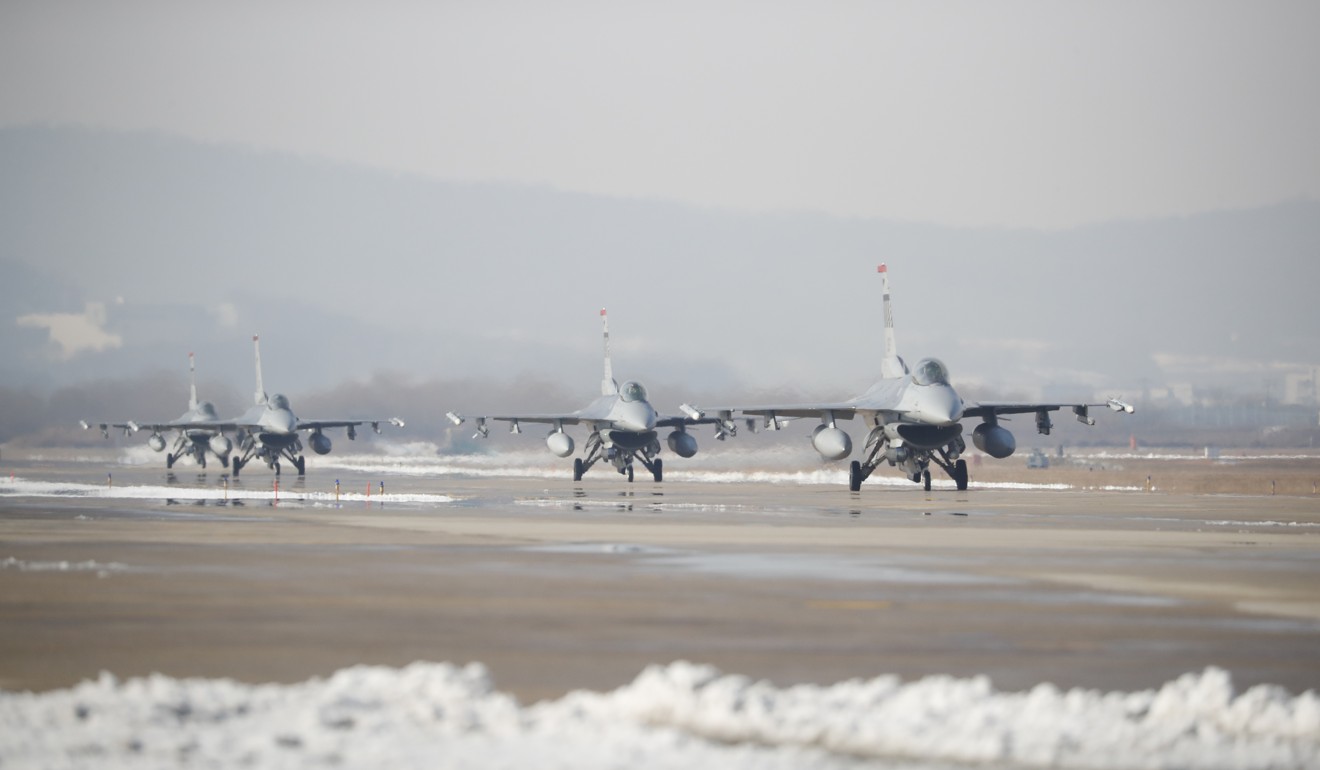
[2,662,1316,770]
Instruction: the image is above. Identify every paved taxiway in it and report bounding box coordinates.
[2,458,1318,702]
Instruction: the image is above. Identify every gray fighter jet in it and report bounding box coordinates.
[447,309,727,482]
[81,352,235,469]
[686,265,1134,492]
[190,336,403,477]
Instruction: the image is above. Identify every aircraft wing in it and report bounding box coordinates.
[81,419,212,437]
[296,418,406,432]
[484,414,585,426]
[963,399,1135,423]
[655,414,728,429]
[445,413,587,439]
[676,403,863,433]
[738,404,861,420]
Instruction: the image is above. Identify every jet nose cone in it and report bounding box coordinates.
[617,401,657,433]
[921,386,963,425]
[270,409,297,434]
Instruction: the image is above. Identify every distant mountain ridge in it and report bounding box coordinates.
[2,125,1317,400]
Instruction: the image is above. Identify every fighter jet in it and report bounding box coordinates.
[446,309,728,482]
[192,336,404,477]
[686,264,1134,492]
[81,353,234,469]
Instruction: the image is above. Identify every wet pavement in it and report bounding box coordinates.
[2,455,1319,702]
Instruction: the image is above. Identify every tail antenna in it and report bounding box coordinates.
[188,352,199,410]
[253,334,268,405]
[600,308,618,395]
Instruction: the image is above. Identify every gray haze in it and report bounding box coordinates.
[1,3,1318,444]
[2,126,1317,404]
[2,1,1317,229]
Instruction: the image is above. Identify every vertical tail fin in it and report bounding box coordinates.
[252,335,268,405]
[878,264,907,378]
[187,352,199,410]
[600,308,618,395]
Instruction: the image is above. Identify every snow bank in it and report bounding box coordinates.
[3,662,1316,770]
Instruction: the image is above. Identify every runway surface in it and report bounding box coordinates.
[2,450,1319,768]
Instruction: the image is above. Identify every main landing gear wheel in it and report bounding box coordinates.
[954,459,969,491]
[652,459,663,482]
[626,465,635,483]
[274,461,281,476]
[848,460,863,492]
[231,456,242,478]
[294,457,306,476]
[166,454,175,469]
[923,470,932,491]
[573,458,585,481]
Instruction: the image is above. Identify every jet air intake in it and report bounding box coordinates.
[666,430,698,458]
[972,422,1016,459]
[811,425,853,461]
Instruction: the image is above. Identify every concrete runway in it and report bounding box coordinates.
[2,456,1319,702]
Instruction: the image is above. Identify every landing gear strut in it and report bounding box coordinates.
[570,431,664,483]
[230,435,307,479]
[849,426,970,491]
[930,451,969,491]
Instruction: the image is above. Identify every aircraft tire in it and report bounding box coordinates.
[848,460,863,492]
[231,456,242,478]
[274,461,281,476]
[573,458,584,482]
[295,457,306,476]
[626,465,634,483]
[166,454,175,469]
[954,459,969,491]
[652,458,663,483]
[923,470,931,491]
[199,455,206,469]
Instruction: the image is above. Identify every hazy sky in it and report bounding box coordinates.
[3,1,1317,229]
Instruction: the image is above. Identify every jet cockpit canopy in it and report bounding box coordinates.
[620,381,648,403]
[912,358,950,386]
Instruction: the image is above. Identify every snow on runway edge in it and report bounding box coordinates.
[2,662,1316,770]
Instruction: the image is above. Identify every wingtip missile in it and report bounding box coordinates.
[445,411,465,426]
[1108,398,1135,414]
[678,403,704,421]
